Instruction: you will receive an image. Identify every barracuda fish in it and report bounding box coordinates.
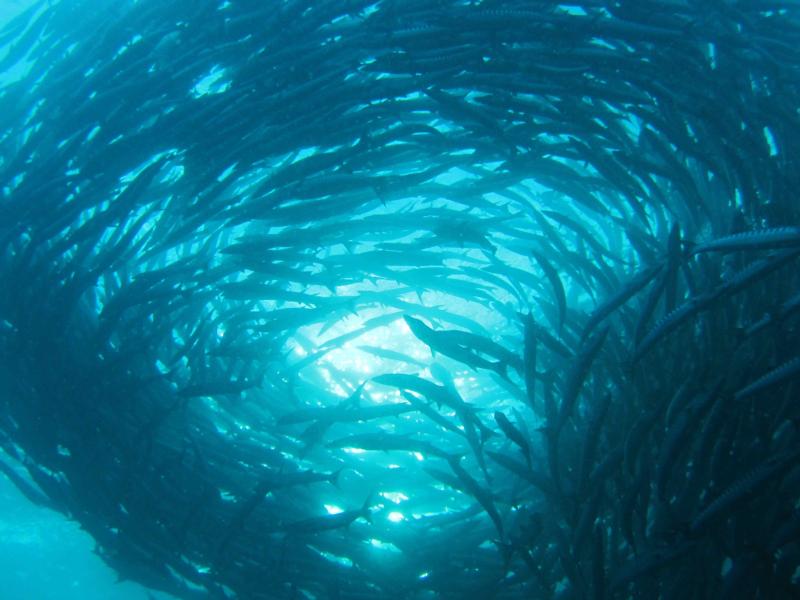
[177,374,264,398]
[0,455,57,510]
[609,542,695,593]
[279,495,373,535]
[278,382,409,426]
[326,431,451,459]
[530,249,567,334]
[356,344,428,367]
[446,454,505,538]
[552,325,609,437]
[216,467,342,556]
[692,227,800,255]
[521,311,538,410]
[577,391,612,497]
[712,248,800,300]
[494,410,531,468]
[371,372,492,475]
[633,292,715,361]
[591,522,605,600]
[403,315,518,379]
[663,223,683,313]
[734,356,800,401]
[690,451,800,535]
[581,263,663,340]
[485,450,557,500]
[655,388,718,501]
[398,390,465,437]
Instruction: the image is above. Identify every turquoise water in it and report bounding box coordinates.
[0,1,799,599]
[0,468,174,600]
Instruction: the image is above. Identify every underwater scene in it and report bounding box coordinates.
[1,1,799,598]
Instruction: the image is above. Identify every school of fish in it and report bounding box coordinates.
[0,0,799,598]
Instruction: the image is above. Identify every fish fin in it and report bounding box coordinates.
[444,453,463,470]
[492,360,512,383]
[329,468,343,488]
[522,448,533,471]
[478,422,495,445]
[360,493,374,523]
[494,540,514,567]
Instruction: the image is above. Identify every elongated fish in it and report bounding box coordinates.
[494,411,531,468]
[734,356,800,401]
[690,451,800,534]
[553,325,609,436]
[692,227,800,254]
[280,495,373,535]
[531,249,567,333]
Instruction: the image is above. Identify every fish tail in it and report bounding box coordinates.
[493,359,511,382]
[360,494,374,523]
[329,468,343,488]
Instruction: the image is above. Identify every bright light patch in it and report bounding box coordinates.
[318,550,353,567]
[708,43,717,69]
[369,539,401,553]
[381,492,409,504]
[297,307,431,401]
[558,4,587,15]
[86,125,101,142]
[763,126,778,156]
[217,164,237,181]
[388,512,405,523]
[191,65,231,97]
[721,557,732,577]
[413,452,424,461]
[160,164,185,184]
[289,342,308,357]
[324,504,344,515]
[342,447,366,454]
[361,3,379,17]
[329,382,348,397]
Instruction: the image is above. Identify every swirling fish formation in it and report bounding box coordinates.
[1,1,799,599]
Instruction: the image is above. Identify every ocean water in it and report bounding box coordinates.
[1,1,799,599]
[0,467,173,599]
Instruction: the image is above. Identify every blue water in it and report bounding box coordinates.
[0,467,177,599]
[2,1,799,598]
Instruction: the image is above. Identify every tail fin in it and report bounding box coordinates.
[360,493,374,524]
[328,468,343,489]
[491,359,512,383]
